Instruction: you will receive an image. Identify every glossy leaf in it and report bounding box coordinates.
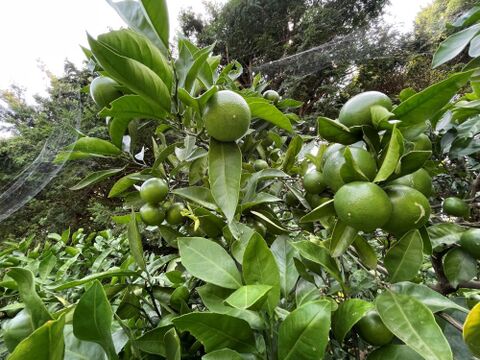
[208,140,241,223]
[317,116,359,145]
[374,127,404,182]
[427,223,464,251]
[172,187,218,210]
[164,328,181,360]
[225,285,272,310]
[384,230,423,283]
[376,291,452,360]
[451,6,480,27]
[290,241,342,284]
[64,324,107,360]
[108,172,146,198]
[299,199,335,223]
[443,248,477,287]
[88,34,171,111]
[202,349,244,360]
[48,269,138,291]
[246,97,293,132]
[100,95,167,148]
[393,70,474,126]
[71,136,121,156]
[281,135,304,172]
[352,235,377,270]
[278,300,331,360]
[127,210,146,271]
[73,281,117,359]
[140,0,169,49]
[432,24,480,68]
[463,302,480,357]
[172,312,256,353]
[9,315,65,360]
[178,237,242,289]
[271,236,299,297]
[70,168,124,191]
[136,326,171,356]
[333,299,374,343]
[7,268,52,328]
[396,150,432,176]
[367,345,423,360]
[243,233,281,314]
[330,220,358,257]
[391,282,467,313]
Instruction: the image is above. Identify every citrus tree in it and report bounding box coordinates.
[1,1,480,359]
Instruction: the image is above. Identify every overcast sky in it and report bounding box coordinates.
[0,0,432,102]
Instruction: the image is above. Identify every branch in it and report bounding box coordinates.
[437,312,463,332]
[469,172,480,199]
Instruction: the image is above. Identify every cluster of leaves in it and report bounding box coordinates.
[0,1,479,360]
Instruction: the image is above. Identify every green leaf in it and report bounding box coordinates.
[100,95,167,148]
[164,328,181,360]
[48,269,138,291]
[70,137,122,156]
[178,237,242,289]
[352,235,377,270]
[391,282,468,313]
[172,312,256,353]
[224,285,272,310]
[376,291,453,360]
[184,45,214,93]
[136,326,171,356]
[290,241,343,284]
[97,29,172,89]
[127,210,146,271]
[317,117,359,145]
[427,223,464,251]
[106,0,168,55]
[242,233,281,315]
[333,299,374,343]
[202,349,244,360]
[108,172,143,198]
[464,303,480,357]
[281,135,303,172]
[396,150,432,176]
[7,268,52,328]
[393,70,474,126]
[367,345,423,360]
[88,34,171,111]
[245,97,293,132]
[64,324,107,360]
[384,230,423,283]
[70,168,124,191]
[9,315,65,360]
[172,187,218,210]
[443,248,477,288]
[299,199,335,223]
[240,192,282,212]
[73,281,118,360]
[469,33,480,57]
[330,220,358,258]
[278,300,331,360]
[432,24,480,68]
[451,6,480,27]
[374,127,404,182]
[271,236,299,297]
[140,0,169,50]
[208,140,242,223]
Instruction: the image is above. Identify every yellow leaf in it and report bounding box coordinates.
[463,302,480,356]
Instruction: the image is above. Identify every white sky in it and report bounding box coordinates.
[0,0,431,103]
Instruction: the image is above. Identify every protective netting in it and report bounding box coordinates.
[0,92,82,223]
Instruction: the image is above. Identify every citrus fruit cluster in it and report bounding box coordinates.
[139,178,185,227]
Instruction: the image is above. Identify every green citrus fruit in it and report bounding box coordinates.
[339,91,392,128]
[388,168,433,197]
[459,228,480,259]
[334,182,392,232]
[203,90,251,142]
[323,147,377,192]
[356,310,394,346]
[140,203,166,226]
[166,203,186,225]
[303,170,326,194]
[382,185,431,235]
[2,309,34,352]
[140,178,169,204]
[263,89,280,103]
[467,293,480,309]
[321,144,345,165]
[412,133,432,151]
[90,76,123,108]
[443,197,470,218]
[253,159,269,171]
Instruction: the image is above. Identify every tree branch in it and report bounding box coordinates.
[437,312,463,332]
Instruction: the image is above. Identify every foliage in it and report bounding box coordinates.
[0,1,479,360]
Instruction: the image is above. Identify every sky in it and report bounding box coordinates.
[0,0,432,103]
